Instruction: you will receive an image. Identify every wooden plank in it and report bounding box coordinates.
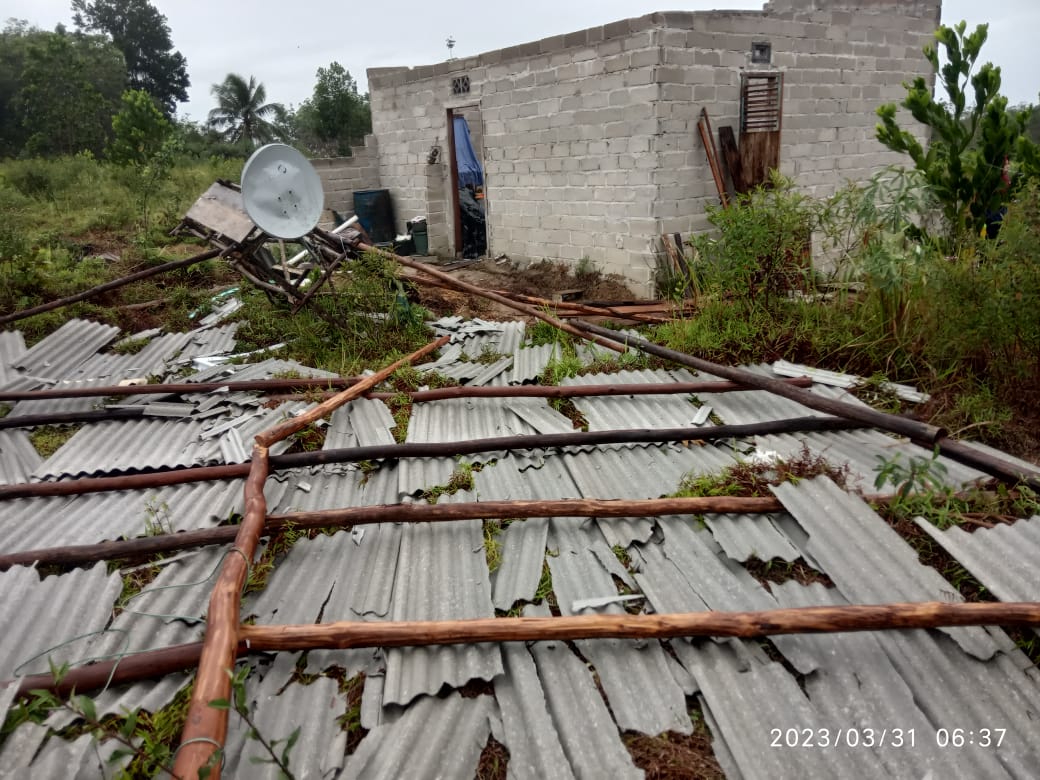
[739,130,781,190]
[718,125,746,195]
[184,182,255,243]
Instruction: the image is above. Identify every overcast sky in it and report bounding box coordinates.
[6,1,1038,122]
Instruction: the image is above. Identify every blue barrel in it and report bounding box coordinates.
[353,189,396,244]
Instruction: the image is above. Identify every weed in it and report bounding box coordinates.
[330,671,368,754]
[387,392,412,444]
[475,736,510,780]
[484,520,504,573]
[541,350,585,385]
[551,397,588,431]
[29,424,81,458]
[387,365,456,393]
[612,544,632,571]
[533,559,559,614]
[208,665,300,779]
[475,343,510,365]
[873,449,949,500]
[673,445,850,498]
[421,462,476,503]
[115,561,163,616]
[143,496,172,536]
[244,523,301,595]
[287,423,325,453]
[4,661,189,776]
[111,335,152,355]
[743,556,835,589]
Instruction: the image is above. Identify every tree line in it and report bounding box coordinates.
[0,0,371,163]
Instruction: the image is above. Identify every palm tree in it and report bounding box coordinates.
[207,73,285,147]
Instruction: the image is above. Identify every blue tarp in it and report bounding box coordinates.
[453,116,484,189]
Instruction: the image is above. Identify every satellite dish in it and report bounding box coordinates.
[241,144,324,239]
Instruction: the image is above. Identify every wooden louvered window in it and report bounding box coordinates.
[740,72,783,133]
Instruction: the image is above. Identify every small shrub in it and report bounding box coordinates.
[690,171,817,308]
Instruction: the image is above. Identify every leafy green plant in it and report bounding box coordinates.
[209,666,299,779]
[690,171,817,308]
[873,449,949,499]
[876,21,1039,245]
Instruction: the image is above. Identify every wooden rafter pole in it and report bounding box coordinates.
[255,334,450,447]
[0,375,810,405]
[0,377,363,403]
[570,319,947,443]
[0,495,787,570]
[241,601,1040,649]
[173,335,451,780]
[0,248,224,327]
[351,240,629,355]
[0,415,863,501]
[8,601,1040,700]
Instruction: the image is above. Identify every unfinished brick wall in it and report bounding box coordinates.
[310,134,381,218]
[654,1,940,236]
[368,0,941,296]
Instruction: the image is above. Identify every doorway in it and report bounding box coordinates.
[446,106,488,259]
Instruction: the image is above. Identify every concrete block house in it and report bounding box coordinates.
[320,0,941,295]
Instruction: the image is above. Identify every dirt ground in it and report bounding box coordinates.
[403,257,640,321]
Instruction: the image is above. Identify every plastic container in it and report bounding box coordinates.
[409,217,429,255]
[353,189,396,244]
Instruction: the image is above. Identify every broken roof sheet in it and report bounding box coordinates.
[32,400,308,479]
[914,515,1040,604]
[0,563,121,679]
[383,504,502,707]
[562,368,708,431]
[0,430,41,486]
[772,476,1001,659]
[0,331,27,390]
[3,312,1040,778]
[0,479,240,554]
[11,318,119,381]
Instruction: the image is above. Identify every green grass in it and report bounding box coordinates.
[29,425,81,458]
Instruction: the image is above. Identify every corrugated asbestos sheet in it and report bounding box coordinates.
[383,498,502,707]
[494,644,574,780]
[11,318,119,381]
[0,563,121,679]
[771,581,1040,778]
[491,516,549,611]
[772,477,1001,660]
[32,400,307,478]
[703,512,802,562]
[757,428,987,490]
[0,430,41,486]
[224,658,348,780]
[0,330,27,389]
[346,692,492,779]
[563,368,707,431]
[5,313,1040,778]
[914,515,1040,604]
[0,479,241,553]
[530,640,643,779]
[326,397,396,449]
